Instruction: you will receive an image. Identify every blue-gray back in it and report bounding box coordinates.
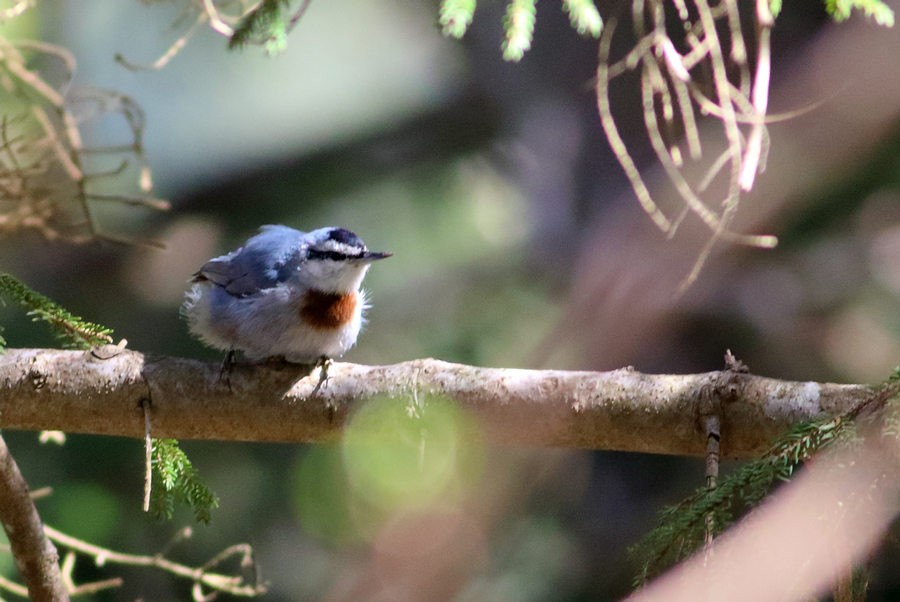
[195,225,307,297]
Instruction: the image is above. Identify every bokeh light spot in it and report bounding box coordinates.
[342,395,484,513]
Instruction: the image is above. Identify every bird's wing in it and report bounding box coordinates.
[192,225,307,296]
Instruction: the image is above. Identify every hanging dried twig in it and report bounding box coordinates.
[597,0,781,290]
[0,33,168,243]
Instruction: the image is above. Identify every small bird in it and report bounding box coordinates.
[182,225,391,365]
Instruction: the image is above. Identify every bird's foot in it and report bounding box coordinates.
[311,356,333,396]
[219,350,236,392]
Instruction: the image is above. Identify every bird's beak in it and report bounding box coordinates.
[361,251,393,262]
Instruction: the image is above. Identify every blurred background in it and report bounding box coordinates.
[1,0,899,599]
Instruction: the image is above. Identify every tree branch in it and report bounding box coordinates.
[0,348,871,459]
[0,433,68,602]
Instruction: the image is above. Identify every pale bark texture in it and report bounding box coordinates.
[0,348,872,458]
[0,434,68,602]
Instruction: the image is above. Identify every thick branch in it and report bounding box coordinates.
[0,433,68,602]
[0,348,871,459]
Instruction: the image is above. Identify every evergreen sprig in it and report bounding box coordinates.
[632,374,900,586]
[150,439,219,524]
[229,0,292,55]
[825,0,894,25]
[439,0,477,38]
[0,273,113,350]
[502,0,537,62]
[562,0,603,37]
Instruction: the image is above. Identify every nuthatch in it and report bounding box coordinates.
[182,225,391,365]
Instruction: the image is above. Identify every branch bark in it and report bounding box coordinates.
[0,433,69,602]
[0,347,872,459]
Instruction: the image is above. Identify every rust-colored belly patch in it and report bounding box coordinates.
[299,290,357,330]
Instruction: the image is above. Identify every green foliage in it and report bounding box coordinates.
[440,0,477,38]
[229,0,292,55]
[562,0,603,37]
[150,439,219,524]
[502,0,537,62]
[0,273,113,350]
[440,0,604,61]
[825,0,894,25]
[632,373,900,585]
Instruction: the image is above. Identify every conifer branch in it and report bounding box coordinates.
[502,0,536,61]
[0,274,113,349]
[439,0,477,38]
[150,439,219,524]
[631,371,900,584]
[229,0,300,54]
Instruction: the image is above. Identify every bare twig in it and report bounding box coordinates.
[597,20,672,233]
[0,34,167,243]
[115,12,203,71]
[739,0,774,191]
[285,0,314,34]
[143,400,153,513]
[0,573,29,597]
[598,0,785,290]
[202,0,235,36]
[44,526,265,599]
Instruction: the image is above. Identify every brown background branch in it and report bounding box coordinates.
[0,348,872,459]
[0,433,68,602]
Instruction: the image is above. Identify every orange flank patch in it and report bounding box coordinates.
[299,290,358,330]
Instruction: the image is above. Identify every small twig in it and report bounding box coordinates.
[673,0,747,293]
[671,0,690,21]
[0,573,29,597]
[285,0,313,34]
[606,33,655,78]
[117,10,207,71]
[202,0,235,36]
[0,38,65,107]
[13,41,77,98]
[29,487,52,500]
[143,400,152,514]
[30,107,81,181]
[44,526,266,597]
[60,551,76,593]
[666,204,691,239]
[84,193,171,211]
[641,66,720,230]
[656,35,691,82]
[739,0,774,191]
[703,411,720,545]
[67,577,123,596]
[671,68,702,160]
[597,20,672,234]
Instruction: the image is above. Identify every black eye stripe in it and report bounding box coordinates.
[307,249,361,261]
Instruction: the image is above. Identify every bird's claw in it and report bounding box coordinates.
[311,357,333,396]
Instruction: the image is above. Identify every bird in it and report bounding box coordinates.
[182,225,391,369]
